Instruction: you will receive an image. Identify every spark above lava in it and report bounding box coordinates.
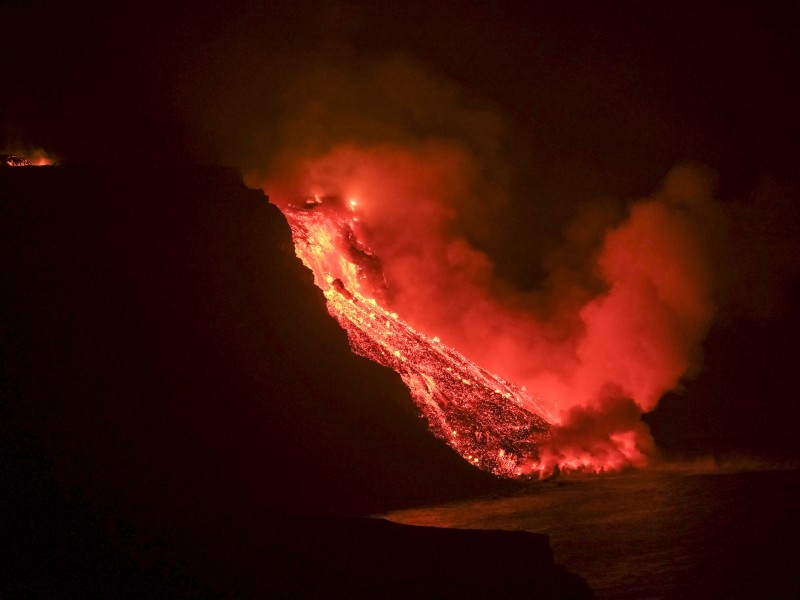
[278,195,554,477]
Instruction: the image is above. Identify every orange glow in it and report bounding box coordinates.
[257,147,721,478]
[281,196,552,477]
[1,148,57,166]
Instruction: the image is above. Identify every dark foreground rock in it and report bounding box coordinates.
[225,515,593,599]
[1,166,591,598]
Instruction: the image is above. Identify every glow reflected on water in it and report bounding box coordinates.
[383,468,800,599]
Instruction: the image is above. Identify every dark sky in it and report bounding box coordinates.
[2,0,799,459]
[4,1,798,257]
[2,1,798,183]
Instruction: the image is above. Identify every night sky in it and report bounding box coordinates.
[3,1,800,458]
[3,2,797,177]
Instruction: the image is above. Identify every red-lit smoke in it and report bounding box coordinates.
[247,61,727,473]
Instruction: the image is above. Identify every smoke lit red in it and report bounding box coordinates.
[254,144,722,477]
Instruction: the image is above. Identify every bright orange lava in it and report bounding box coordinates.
[279,196,553,477]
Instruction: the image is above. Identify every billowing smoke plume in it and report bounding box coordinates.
[247,59,732,471]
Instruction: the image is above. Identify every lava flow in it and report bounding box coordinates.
[1,154,35,167]
[279,195,553,477]
[1,150,55,167]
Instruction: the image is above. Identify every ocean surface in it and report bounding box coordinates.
[383,466,799,599]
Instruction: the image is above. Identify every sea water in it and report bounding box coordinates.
[384,466,799,599]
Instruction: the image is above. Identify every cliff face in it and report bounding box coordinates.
[1,166,499,514]
[1,167,590,598]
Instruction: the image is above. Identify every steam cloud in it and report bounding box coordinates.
[245,58,790,471]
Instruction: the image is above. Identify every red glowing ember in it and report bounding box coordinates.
[1,154,33,167]
[1,149,56,166]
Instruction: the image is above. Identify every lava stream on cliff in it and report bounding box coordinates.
[279,196,553,477]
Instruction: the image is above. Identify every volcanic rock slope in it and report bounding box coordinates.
[1,167,591,599]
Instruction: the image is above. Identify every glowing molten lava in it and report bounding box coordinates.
[1,154,34,167]
[279,196,552,477]
[1,150,55,167]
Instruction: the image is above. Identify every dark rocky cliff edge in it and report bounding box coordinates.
[1,167,592,598]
